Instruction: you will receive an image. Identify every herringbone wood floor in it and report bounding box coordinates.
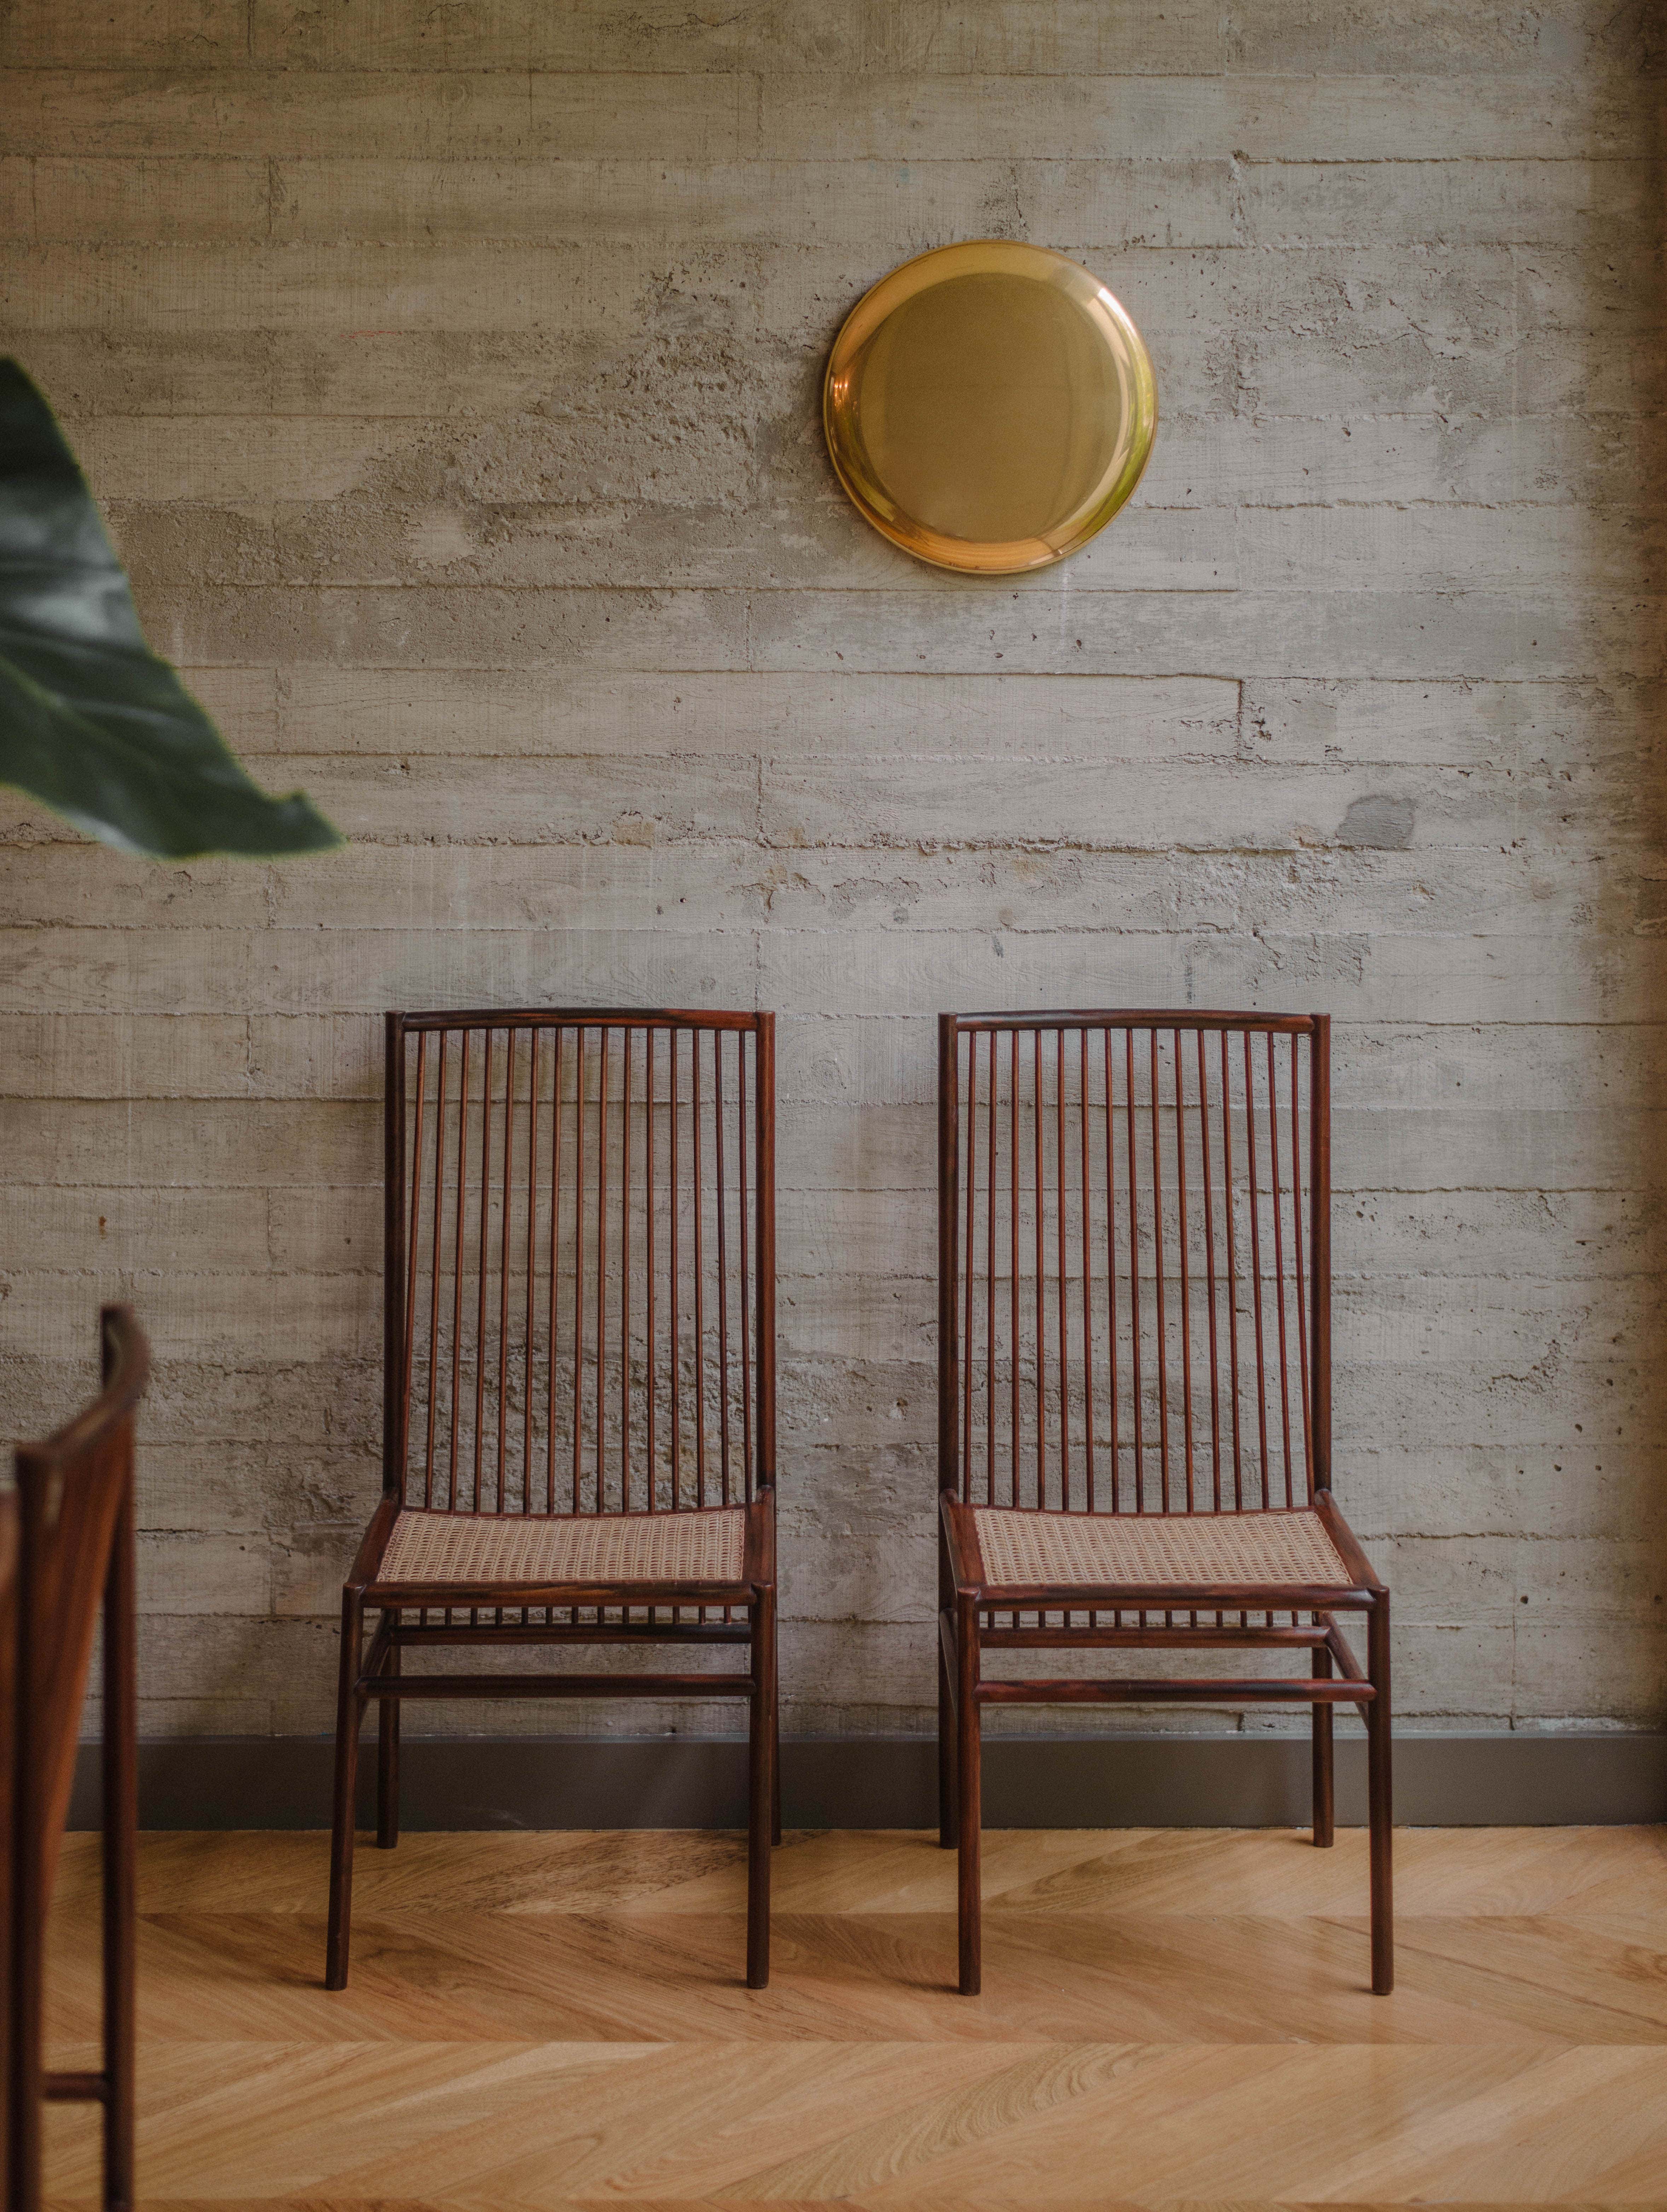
[36,1823,1667,2205]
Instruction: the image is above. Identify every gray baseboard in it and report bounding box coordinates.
[70,1731,1667,1831]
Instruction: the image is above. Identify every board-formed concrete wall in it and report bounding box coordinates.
[2,1,1663,1748]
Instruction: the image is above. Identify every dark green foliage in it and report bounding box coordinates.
[0,358,342,859]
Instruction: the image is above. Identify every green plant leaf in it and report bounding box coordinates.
[0,358,343,859]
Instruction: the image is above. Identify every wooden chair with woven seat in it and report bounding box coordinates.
[936,1010,1391,1996]
[327,1009,777,1990]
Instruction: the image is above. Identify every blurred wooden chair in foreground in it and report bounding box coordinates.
[4,1305,148,2212]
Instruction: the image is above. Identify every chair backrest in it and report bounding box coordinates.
[8,1307,147,1908]
[939,1012,1330,1516]
[387,1009,775,1517]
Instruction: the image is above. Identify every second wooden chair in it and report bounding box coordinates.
[936,1011,1391,1996]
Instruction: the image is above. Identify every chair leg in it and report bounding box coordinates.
[771,1687,782,1848]
[747,1583,776,1990]
[1367,1592,1394,1995]
[1311,1641,1335,1849]
[325,1589,366,1991]
[937,1531,955,1849]
[937,1612,956,1850]
[377,1630,400,1851]
[102,1479,138,2212]
[8,1823,45,2212]
[955,1595,981,1996]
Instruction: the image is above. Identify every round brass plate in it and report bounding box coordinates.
[823,240,1157,575]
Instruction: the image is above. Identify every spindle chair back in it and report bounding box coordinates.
[6,1305,146,2212]
[944,1015,1326,1523]
[392,1008,771,1525]
[328,1009,778,1989]
[936,1012,1391,1995]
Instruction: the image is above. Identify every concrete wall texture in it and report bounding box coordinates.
[1,0,1664,1746]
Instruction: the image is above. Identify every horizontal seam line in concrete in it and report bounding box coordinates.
[6,66,1654,90]
[16,151,1658,163]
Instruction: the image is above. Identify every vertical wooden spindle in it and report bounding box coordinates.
[693,1027,707,1507]
[404,1031,428,1486]
[1009,1029,1020,1508]
[1196,1029,1220,1512]
[1243,1030,1271,1508]
[424,1031,445,1509]
[1056,1027,1069,1508]
[523,1028,538,1509]
[670,1027,682,1509]
[448,1028,470,1513]
[1080,1028,1094,1513]
[621,1026,633,1510]
[1311,1015,1333,1491]
[498,1028,515,1510]
[1290,1030,1312,1498]
[596,1028,610,1513]
[1125,1029,1144,1512]
[739,1030,753,1499]
[546,1027,564,1519]
[1266,1030,1295,1508]
[985,1029,998,1509]
[1220,1030,1243,1510]
[474,1028,493,1514]
[716,1029,731,1505]
[1150,1028,1170,1512]
[648,1028,659,1506]
[756,1014,776,1500]
[572,1028,586,1516]
[1033,1030,1046,1509]
[1104,1027,1119,1509]
[963,1031,977,1505]
[1175,1029,1194,1514]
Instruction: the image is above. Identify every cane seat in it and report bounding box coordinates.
[375,1505,747,1590]
[970,1504,1354,1593]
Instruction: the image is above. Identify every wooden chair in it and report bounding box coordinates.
[328,1010,778,1989]
[5,1305,148,2212]
[936,1012,1391,1996]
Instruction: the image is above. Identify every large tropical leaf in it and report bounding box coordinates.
[0,358,342,859]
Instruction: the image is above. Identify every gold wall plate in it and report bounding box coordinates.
[823,240,1157,575]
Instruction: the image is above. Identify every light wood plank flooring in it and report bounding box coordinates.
[37,1823,1667,2206]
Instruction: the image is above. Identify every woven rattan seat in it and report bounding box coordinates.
[972,1506,1351,1592]
[376,1506,747,1589]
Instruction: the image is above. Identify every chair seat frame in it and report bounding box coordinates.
[327,1009,778,1992]
[935,1011,1392,1998]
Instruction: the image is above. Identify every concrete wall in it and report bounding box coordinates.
[2,1,1664,1746]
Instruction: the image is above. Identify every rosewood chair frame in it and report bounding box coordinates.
[936,1012,1391,1997]
[327,1009,777,1990]
[6,1305,147,2212]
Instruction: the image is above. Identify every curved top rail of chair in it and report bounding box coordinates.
[943,1009,1326,1033]
[391,1006,771,1033]
[13,1304,149,1477]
